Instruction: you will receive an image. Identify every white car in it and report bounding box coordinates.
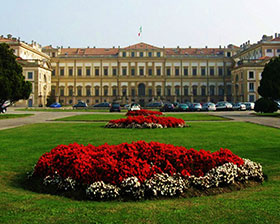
[202,102,216,111]
[128,103,141,111]
[0,100,11,113]
[244,102,255,110]
[216,101,233,111]
[232,102,246,111]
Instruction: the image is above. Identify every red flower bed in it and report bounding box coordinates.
[33,141,244,186]
[126,109,163,117]
[106,115,186,128]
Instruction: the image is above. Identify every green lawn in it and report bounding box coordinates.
[0,122,279,223]
[55,113,227,122]
[0,114,33,120]
[255,112,280,118]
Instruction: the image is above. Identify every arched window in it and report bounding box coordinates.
[112,86,117,96]
[60,87,64,96]
[166,86,171,96]
[122,86,127,96]
[201,86,206,96]
[103,86,108,96]
[77,86,82,96]
[68,86,73,96]
[175,85,180,96]
[192,86,197,96]
[86,86,91,96]
[156,86,161,96]
[138,83,145,96]
[218,86,224,96]
[95,86,99,96]
[210,85,215,96]
[184,86,188,96]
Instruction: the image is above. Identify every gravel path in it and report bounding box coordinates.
[0,108,279,130]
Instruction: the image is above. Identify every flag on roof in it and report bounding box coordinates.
[138,26,142,37]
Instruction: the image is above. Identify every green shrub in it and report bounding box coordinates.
[254,97,278,113]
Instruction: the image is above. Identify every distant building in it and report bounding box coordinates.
[232,34,280,103]
[0,35,51,107]
[1,33,279,107]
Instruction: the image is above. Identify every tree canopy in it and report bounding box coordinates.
[258,56,280,100]
[0,43,32,106]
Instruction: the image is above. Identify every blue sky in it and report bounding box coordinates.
[1,0,279,48]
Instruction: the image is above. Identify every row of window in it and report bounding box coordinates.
[54,85,230,97]
[53,67,231,77]
[122,51,161,57]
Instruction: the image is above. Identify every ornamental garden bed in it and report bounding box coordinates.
[105,115,188,128]
[28,141,264,201]
[106,109,188,128]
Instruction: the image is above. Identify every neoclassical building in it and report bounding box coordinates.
[0,35,52,107]
[231,34,280,103]
[43,43,237,106]
[1,33,279,107]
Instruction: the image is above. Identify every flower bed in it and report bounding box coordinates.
[126,109,163,117]
[105,115,187,128]
[29,141,264,200]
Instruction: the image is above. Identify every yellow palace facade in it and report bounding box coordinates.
[1,33,280,107]
[44,43,237,106]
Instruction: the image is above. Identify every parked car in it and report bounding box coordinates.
[49,102,62,108]
[93,102,111,108]
[244,102,255,110]
[160,103,175,112]
[215,101,233,111]
[110,103,121,112]
[146,102,163,108]
[201,102,216,111]
[0,100,11,113]
[128,103,141,111]
[175,103,190,112]
[73,101,88,109]
[190,103,202,111]
[232,102,246,111]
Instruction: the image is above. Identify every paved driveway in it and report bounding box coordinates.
[208,111,280,128]
[0,108,279,130]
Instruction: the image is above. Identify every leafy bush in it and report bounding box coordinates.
[254,98,278,113]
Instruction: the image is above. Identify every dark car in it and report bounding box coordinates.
[110,103,121,112]
[160,103,174,112]
[175,103,190,112]
[73,101,88,109]
[93,102,111,108]
[146,102,163,108]
[49,102,62,108]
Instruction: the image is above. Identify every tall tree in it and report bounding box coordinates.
[258,56,280,100]
[0,43,32,107]
[255,56,280,113]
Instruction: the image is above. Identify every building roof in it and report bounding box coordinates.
[270,37,280,42]
[0,37,14,43]
[43,45,55,50]
[165,48,225,56]
[60,48,119,56]
[124,42,160,50]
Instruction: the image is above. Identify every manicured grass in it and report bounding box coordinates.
[255,112,280,118]
[0,114,33,120]
[55,113,227,122]
[0,122,279,223]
